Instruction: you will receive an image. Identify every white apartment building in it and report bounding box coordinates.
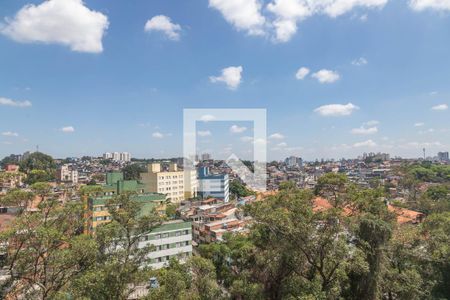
[140,163,197,203]
[138,220,193,269]
[103,152,131,162]
[57,164,78,184]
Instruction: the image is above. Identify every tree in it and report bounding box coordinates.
[19,152,56,184]
[0,199,96,300]
[0,155,19,168]
[315,173,349,207]
[72,192,161,300]
[229,180,255,198]
[0,188,34,214]
[122,164,146,180]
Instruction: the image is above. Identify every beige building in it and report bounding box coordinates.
[140,163,197,203]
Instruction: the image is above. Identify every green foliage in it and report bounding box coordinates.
[0,200,96,299]
[315,172,349,207]
[72,192,162,300]
[146,257,222,300]
[229,180,255,198]
[0,154,19,168]
[406,164,450,183]
[122,164,146,180]
[18,152,56,184]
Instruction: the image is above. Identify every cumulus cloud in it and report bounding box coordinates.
[240,136,254,142]
[267,0,312,42]
[319,0,388,18]
[152,132,165,139]
[144,15,181,40]
[365,120,379,126]
[269,133,285,139]
[353,139,377,147]
[352,57,368,66]
[311,69,340,83]
[230,125,247,133]
[208,0,266,35]
[410,0,450,11]
[210,0,388,42]
[431,104,448,111]
[0,0,108,53]
[197,130,212,137]
[414,122,425,127]
[0,97,32,108]
[60,126,75,133]
[314,103,359,117]
[210,66,243,90]
[351,126,378,135]
[295,67,310,80]
[2,131,19,137]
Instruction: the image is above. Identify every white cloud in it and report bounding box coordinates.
[311,69,340,83]
[210,66,243,90]
[269,133,285,139]
[414,122,425,127]
[277,142,288,147]
[351,126,378,135]
[198,130,212,137]
[253,138,267,145]
[0,0,108,53]
[230,125,247,133]
[208,0,266,35]
[365,120,379,126]
[431,104,448,111]
[200,114,216,122]
[210,0,388,42]
[352,57,368,66]
[418,128,435,134]
[353,139,377,147]
[295,67,310,80]
[1,131,19,137]
[152,132,164,139]
[318,0,388,18]
[0,97,32,107]
[410,0,450,11]
[314,103,359,117]
[144,15,181,41]
[267,0,312,42]
[240,136,254,142]
[61,126,75,133]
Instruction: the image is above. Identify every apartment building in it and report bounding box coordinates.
[56,164,78,184]
[140,163,197,203]
[138,220,192,269]
[86,195,192,269]
[198,167,229,202]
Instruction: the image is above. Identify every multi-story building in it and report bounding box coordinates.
[86,194,192,269]
[139,220,192,269]
[86,193,166,231]
[140,163,197,203]
[201,153,211,161]
[285,156,303,168]
[198,167,229,202]
[438,151,449,162]
[103,152,131,162]
[56,164,79,184]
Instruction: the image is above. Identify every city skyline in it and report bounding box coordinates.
[1,0,450,160]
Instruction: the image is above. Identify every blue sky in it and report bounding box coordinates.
[0,0,449,160]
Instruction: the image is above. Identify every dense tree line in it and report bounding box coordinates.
[0,173,449,299]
